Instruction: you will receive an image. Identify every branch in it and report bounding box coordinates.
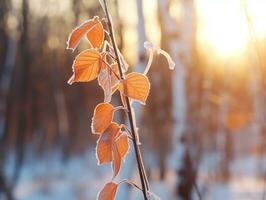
[102,0,150,199]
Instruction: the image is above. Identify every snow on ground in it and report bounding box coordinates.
[5,147,266,200]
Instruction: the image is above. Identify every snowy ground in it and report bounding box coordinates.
[5,148,265,200]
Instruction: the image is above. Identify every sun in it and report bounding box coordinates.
[196,0,266,58]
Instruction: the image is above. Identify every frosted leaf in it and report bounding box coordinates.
[143,41,175,75]
[98,68,112,102]
[119,52,129,72]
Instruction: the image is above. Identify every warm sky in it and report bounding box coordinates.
[23,0,266,63]
[197,0,266,59]
[118,0,266,63]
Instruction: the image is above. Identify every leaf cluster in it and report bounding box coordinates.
[66,3,175,199]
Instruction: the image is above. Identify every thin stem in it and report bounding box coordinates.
[119,179,142,191]
[103,1,149,199]
[143,49,154,75]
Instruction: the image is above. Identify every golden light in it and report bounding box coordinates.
[245,0,266,39]
[196,0,266,59]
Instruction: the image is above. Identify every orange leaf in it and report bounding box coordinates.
[68,49,101,84]
[112,134,129,178]
[92,103,114,134]
[96,123,121,165]
[67,16,104,51]
[119,72,150,104]
[97,182,118,200]
[112,142,121,178]
[115,133,129,159]
[86,18,104,48]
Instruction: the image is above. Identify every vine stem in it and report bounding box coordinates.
[102,0,149,199]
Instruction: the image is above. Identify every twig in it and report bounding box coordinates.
[119,179,143,191]
[102,0,149,199]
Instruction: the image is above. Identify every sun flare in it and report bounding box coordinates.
[197,0,266,58]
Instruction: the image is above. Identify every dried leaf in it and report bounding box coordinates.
[110,63,120,86]
[119,89,128,109]
[100,53,108,69]
[97,182,118,200]
[92,103,114,134]
[68,49,101,84]
[110,63,120,93]
[67,16,103,51]
[96,123,121,165]
[98,68,112,102]
[112,83,120,94]
[119,72,150,104]
[112,134,129,178]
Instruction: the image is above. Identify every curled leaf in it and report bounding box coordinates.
[68,49,102,84]
[67,16,104,51]
[119,72,150,104]
[92,103,114,134]
[96,123,121,165]
[97,182,118,200]
[143,41,175,75]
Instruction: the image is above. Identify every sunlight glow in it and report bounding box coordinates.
[197,0,266,58]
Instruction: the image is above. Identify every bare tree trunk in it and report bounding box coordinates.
[14,0,30,183]
[156,0,197,197]
[149,0,174,180]
[0,1,18,199]
[135,0,146,65]
[0,0,9,72]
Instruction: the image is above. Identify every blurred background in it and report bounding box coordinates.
[0,0,266,199]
